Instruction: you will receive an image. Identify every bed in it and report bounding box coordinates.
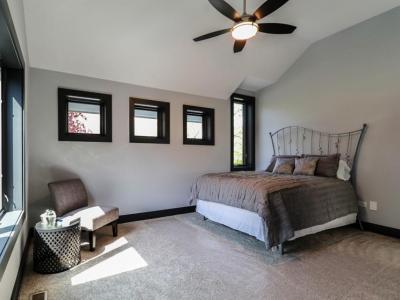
[191,125,367,254]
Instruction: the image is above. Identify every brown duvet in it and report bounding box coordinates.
[190,171,358,249]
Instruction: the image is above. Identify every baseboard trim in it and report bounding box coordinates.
[11,228,33,300]
[362,221,400,239]
[118,206,196,224]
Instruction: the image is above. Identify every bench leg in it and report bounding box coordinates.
[89,231,96,251]
[112,221,118,237]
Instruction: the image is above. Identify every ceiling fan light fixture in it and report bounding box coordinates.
[231,21,259,40]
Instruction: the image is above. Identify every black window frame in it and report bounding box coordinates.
[58,88,112,142]
[230,93,255,171]
[183,105,215,146]
[129,98,170,144]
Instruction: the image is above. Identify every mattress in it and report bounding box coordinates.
[196,199,357,242]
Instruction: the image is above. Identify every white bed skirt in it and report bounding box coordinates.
[196,199,357,242]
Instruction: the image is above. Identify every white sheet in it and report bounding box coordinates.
[196,199,357,242]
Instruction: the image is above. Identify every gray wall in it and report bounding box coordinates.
[256,7,400,229]
[28,68,230,224]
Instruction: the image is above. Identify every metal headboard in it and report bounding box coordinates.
[269,124,367,183]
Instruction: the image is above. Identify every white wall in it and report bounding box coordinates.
[28,68,230,224]
[256,7,400,229]
[0,0,29,299]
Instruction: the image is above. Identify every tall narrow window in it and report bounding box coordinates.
[0,2,26,276]
[183,105,214,145]
[58,88,112,142]
[1,68,24,214]
[130,98,170,144]
[231,93,255,171]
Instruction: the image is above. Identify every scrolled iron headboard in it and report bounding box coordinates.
[269,124,367,183]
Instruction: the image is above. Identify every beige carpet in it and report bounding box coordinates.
[19,213,400,300]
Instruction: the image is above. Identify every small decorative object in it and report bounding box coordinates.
[40,209,57,227]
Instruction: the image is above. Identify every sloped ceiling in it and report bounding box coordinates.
[23,0,400,99]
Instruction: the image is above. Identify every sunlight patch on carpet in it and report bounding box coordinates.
[71,247,148,285]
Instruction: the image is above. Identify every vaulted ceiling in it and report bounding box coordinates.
[23,0,400,99]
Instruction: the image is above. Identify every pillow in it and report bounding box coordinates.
[272,158,295,175]
[337,159,351,181]
[303,154,340,177]
[266,155,299,172]
[293,157,319,176]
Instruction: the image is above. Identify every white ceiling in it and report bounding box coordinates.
[23,0,400,99]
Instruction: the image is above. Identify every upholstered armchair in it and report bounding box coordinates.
[48,179,119,251]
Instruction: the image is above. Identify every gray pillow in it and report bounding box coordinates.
[293,157,319,176]
[272,158,295,175]
[304,154,340,177]
[266,155,299,172]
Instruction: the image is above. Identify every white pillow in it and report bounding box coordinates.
[337,159,351,181]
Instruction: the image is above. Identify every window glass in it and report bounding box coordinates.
[129,98,170,144]
[233,102,244,166]
[2,69,24,212]
[187,114,203,139]
[68,102,101,134]
[134,107,158,137]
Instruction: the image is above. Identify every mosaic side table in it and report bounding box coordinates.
[33,221,81,273]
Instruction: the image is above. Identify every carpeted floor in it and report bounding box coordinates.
[19,213,400,300]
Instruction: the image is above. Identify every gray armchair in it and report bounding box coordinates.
[48,178,119,251]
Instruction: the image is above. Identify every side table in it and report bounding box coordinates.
[33,222,81,273]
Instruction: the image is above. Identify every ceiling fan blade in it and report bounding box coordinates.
[258,23,296,34]
[193,29,231,42]
[208,0,241,22]
[233,40,246,53]
[253,0,289,20]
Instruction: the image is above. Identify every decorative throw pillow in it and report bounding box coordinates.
[304,154,340,177]
[336,159,351,181]
[272,158,295,175]
[293,157,319,176]
[266,155,299,172]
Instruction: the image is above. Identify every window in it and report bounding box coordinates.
[58,88,112,142]
[183,105,215,145]
[231,93,255,171]
[0,1,26,277]
[130,98,170,144]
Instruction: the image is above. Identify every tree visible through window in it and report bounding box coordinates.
[233,102,244,166]
[68,102,101,134]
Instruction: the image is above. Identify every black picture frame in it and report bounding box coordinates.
[129,98,170,144]
[183,105,215,146]
[58,88,112,142]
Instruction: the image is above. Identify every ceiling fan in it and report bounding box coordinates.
[193,0,296,53]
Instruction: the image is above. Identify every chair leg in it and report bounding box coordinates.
[357,214,364,230]
[278,243,284,255]
[112,221,118,237]
[89,231,96,251]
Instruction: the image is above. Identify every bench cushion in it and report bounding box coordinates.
[63,205,119,231]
